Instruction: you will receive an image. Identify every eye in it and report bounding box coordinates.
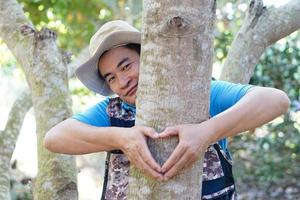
[122,63,131,71]
[107,76,115,84]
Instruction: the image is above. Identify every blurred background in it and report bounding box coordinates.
[0,0,299,199]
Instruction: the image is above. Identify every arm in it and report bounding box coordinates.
[159,86,290,180]
[44,118,124,154]
[207,86,290,143]
[44,119,163,180]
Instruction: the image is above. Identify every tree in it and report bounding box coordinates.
[0,0,77,199]
[215,0,300,198]
[0,88,31,200]
[128,0,216,199]
[128,0,300,199]
[221,0,300,83]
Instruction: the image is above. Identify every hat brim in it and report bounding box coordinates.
[75,31,141,96]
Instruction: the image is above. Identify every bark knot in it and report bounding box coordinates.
[20,24,36,36]
[60,49,72,65]
[248,0,266,29]
[35,28,57,41]
[168,16,187,30]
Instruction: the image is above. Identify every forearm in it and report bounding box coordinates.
[157,87,290,179]
[207,87,290,143]
[44,118,123,154]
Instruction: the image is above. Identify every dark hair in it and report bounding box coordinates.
[125,43,141,55]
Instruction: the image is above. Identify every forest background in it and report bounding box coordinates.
[0,0,299,199]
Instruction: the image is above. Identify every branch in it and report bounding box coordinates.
[220,0,300,83]
[0,0,35,72]
[0,88,32,200]
[4,88,32,139]
[0,87,32,157]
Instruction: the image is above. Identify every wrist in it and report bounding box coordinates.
[199,118,221,146]
[110,127,127,150]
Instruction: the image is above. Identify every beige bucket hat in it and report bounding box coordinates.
[75,20,141,95]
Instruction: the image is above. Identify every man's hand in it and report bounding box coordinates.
[159,122,214,181]
[118,126,163,181]
[157,87,290,181]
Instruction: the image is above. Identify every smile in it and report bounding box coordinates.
[126,85,137,96]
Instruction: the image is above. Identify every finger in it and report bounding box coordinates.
[138,141,162,172]
[161,143,186,173]
[163,151,191,181]
[140,126,159,139]
[135,151,164,181]
[126,150,139,167]
[159,127,178,138]
[183,155,198,172]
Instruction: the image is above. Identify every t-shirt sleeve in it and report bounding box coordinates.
[210,80,254,117]
[210,80,254,153]
[72,98,110,127]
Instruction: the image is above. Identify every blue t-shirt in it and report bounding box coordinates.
[73,80,253,151]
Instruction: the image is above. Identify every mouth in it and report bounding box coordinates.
[126,84,138,96]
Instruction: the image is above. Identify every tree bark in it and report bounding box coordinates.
[128,0,216,199]
[220,0,300,83]
[0,89,32,200]
[0,44,90,199]
[0,0,78,199]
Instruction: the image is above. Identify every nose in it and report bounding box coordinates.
[118,75,130,89]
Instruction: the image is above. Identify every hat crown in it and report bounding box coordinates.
[89,20,139,55]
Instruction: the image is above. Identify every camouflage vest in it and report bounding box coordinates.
[101,97,237,200]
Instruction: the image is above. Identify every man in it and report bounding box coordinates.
[44,20,290,199]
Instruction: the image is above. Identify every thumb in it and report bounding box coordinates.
[159,127,178,138]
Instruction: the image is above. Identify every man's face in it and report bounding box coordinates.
[98,46,140,105]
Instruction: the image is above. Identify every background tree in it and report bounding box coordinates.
[0,88,31,200]
[220,0,300,83]
[0,0,77,199]
[215,0,300,198]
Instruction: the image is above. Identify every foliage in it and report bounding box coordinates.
[251,33,300,104]
[19,0,113,52]
[231,33,300,198]
[18,0,142,53]
[213,1,300,198]
[214,0,247,63]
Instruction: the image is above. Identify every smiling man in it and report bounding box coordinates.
[44,20,290,200]
[99,45,140,105]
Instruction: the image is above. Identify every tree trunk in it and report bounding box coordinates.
[220,0,300,83]
[0,89,32,200]
[0,0,78,199]
[128,0,216,199]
